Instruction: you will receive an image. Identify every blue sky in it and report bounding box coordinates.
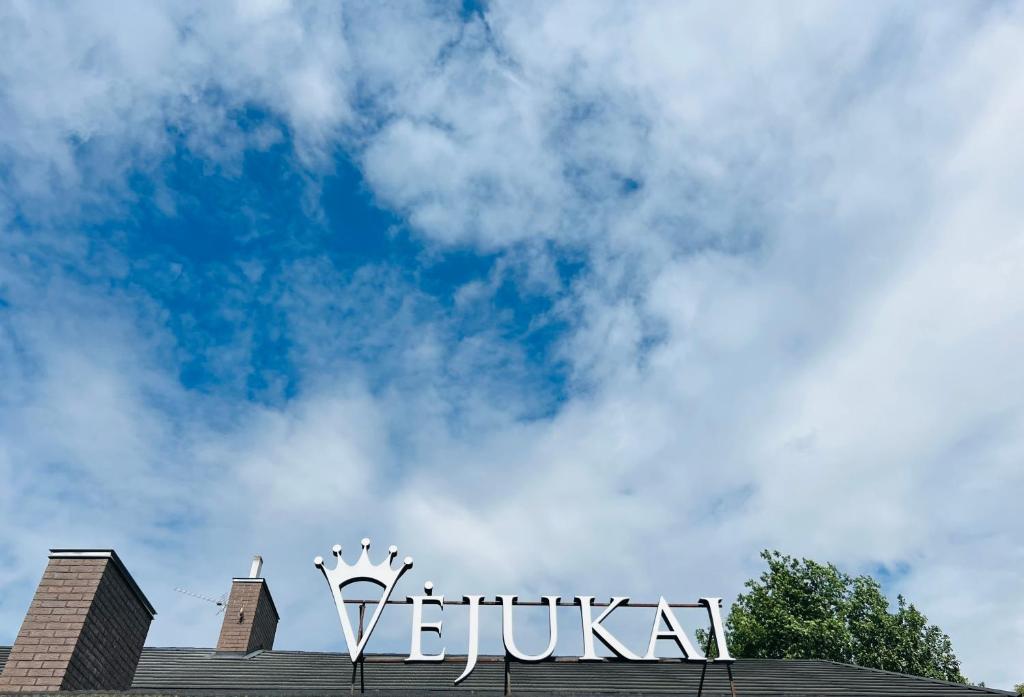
[1,0,1023,689]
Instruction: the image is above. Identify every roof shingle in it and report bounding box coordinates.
[0,646,1012,696]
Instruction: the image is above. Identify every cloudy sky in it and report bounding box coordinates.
[1,0,1022,688]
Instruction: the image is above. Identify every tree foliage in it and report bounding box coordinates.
[700,551,965,683]
[1013,683,1023,696]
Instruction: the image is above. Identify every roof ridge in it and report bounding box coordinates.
[818,659,1015,695]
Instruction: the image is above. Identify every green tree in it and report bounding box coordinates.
[699,551,966,683]
[1012,683,1023,696]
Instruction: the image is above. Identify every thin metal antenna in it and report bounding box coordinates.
[175,587,229,615]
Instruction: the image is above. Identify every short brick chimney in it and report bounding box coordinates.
[0,549,155,693]
[215,555,279,653]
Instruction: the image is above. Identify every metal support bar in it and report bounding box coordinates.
[696,625,713,697]
[338,654,714,664]
[697,661,708,697]
[504,654,511,696]
[358,603,366,694]
[342,598,702,608]
[339,596,721,697]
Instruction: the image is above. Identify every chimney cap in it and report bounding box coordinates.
[249,555,263,578]
[48,549,156,617]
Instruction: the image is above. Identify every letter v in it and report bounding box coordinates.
[326,573,407,662]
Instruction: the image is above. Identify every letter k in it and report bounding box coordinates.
[576,596,641,660]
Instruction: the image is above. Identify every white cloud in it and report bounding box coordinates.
[1,0,1023,688]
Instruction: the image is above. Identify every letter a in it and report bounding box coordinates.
[643,597,704,661]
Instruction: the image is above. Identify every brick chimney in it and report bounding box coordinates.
[215,555,279,654]
[0,549,156,693]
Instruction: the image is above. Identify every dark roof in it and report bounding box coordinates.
[0,646,1013,696]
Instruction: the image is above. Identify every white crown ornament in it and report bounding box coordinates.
[315,538,412,662]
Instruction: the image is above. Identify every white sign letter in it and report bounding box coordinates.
[699,597,733,662]
[575,596,640,660]
[406,583,444,662]
[314,540,413,663]
[643,597,704,661]
[454,595,483,684]
[499,595,560,662]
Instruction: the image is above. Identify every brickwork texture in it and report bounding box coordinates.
[215,580,278,654]
[0,554,153,693]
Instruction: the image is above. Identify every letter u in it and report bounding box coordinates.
[498,595,560,661]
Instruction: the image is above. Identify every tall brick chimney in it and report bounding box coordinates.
[0,549,155,693]
[215,555,279,654]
